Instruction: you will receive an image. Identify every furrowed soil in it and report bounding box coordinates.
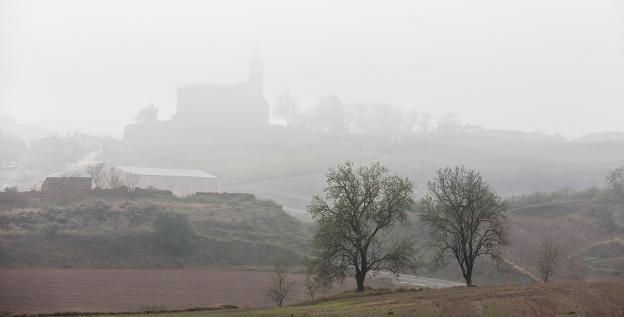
[0,268,392,315]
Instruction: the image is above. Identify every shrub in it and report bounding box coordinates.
[153,211,193,256]
[508,186,604,207]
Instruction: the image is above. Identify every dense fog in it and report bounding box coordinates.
[1,0,624,214]
[1,0,623,138]
[1,2,624,314]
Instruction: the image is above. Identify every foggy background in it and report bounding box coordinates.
[2,3,624,312]
[2,0,623,138]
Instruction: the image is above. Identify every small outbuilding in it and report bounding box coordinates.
[41,177,93,194]
[116,166,218,197]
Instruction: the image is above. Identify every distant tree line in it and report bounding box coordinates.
[507,186,603,207]
[271,90,457,136]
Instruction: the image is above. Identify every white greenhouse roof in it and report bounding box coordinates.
[117,166,217,178]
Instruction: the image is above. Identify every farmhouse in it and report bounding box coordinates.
[41,177,92,194]
[116,166,218,197]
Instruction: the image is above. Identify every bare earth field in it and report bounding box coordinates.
[114,281,624,317]
[0,268,391,315]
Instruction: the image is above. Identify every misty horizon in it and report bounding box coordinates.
[2,2,624,315]
[1,0,623,139]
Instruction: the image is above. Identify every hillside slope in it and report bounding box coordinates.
[506,200,624,279]
[0,192,310,267]
[393,198,624,285]
[1,191,622,279]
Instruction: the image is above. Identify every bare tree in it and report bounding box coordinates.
[310,95,346,134]
[303,271,318,300]
[537,241,559,283]
[306,162,415,292]
[87,163,106,189]
[106,167,124,189]
[436,113,462,134]
[135,103,158,123]
[124,172,141,191]
[266,257,290,307]
[568,261,588,281]
[421,166,508,286]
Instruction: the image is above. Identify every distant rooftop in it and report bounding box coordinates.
[117,166,217,178]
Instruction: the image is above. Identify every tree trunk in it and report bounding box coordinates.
[461,258,475,287]
[355,272,366,292]
[464,268,473,287]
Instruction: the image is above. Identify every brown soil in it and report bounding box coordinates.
[391,281,624,317]
[280,281,624,317]
[506,201,616,279]
[0,268,391,314]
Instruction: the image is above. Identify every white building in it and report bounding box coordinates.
[117,166,218,197]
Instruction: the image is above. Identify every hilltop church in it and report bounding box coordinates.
[124,52,270,144]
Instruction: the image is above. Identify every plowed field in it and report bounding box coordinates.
[0,268,390,314]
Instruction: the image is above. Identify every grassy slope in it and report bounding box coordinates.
[109,282,624,317]
[506,200,624,279]
[1,191,622,277]
[0,192,310,267]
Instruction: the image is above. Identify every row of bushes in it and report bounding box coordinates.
[507,186,604,207]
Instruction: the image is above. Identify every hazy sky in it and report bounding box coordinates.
[1,0,623,138]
